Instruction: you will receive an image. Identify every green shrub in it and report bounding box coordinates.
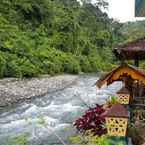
[69,130,124,145]
[79,56,92,72]
[6,60,22,78]
[0,53,6,78]
[63,56,81,74]
[19,60,40,77]
[42,60,62,75]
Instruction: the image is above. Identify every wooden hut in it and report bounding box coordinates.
[113,37,145,67]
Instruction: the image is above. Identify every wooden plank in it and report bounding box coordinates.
[131,104,145,107]
[133,97,145,99]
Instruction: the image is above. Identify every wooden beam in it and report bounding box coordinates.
[134,57,139,67]
[131,104,145,108]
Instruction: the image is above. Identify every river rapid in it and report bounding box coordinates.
[0,74,122,145]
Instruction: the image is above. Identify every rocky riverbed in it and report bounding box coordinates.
[0,75,78,107]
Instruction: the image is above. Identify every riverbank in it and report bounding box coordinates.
[0,75,78,107]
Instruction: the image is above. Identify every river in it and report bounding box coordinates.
[0,74,122,145]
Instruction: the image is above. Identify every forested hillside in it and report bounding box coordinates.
[0,0,124,78]
[121,20,145,42]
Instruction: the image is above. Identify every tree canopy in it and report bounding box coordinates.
[0,0,125,78]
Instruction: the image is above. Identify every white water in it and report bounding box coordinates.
[0,75,122,145]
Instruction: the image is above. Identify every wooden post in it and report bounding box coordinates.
[134,57,139,67]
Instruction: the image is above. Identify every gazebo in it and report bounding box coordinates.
[96,37,145,143]
[96,63,145,107]
[113,37,145,67]
[96,64,145,89]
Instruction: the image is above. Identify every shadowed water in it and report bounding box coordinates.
[0,74,122,145]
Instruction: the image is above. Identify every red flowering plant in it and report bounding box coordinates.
[74,104,107,136]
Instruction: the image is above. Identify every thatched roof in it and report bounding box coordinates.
[113,37,145,60]
[96,64,145,88]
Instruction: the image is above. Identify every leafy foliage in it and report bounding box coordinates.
[69,130,124,145]
[105,96,119,108]
[121,20,145,42]
[0,0,123,78]
[74,104,107,136]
